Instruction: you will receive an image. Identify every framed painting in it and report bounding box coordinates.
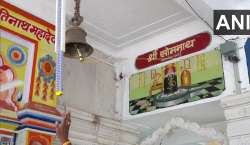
[129,49,225,115]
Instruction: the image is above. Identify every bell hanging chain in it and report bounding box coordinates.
[72,0,83,26]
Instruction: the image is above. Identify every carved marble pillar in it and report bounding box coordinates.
[221,92,250,145]
[54,107,140,145]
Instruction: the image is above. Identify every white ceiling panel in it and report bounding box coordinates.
[66,0,195,53]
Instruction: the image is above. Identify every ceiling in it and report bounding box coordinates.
[65,0,250,57]
[65,0,195,54]
[7,0,250,57]
[4,0,56,24]
[203,0,250,10]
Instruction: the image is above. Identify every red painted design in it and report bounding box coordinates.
[28,131,52,145]
[49,80,55,100]
[35,76,41,96]
[42,82,48,101]
[135,32,211,69]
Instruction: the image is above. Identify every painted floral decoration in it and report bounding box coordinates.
[38,55,56,83]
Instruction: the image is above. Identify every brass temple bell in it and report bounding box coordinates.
[65,0,93,61]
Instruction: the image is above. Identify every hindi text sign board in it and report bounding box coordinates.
[135,32,211,69]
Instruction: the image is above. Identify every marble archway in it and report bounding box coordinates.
[140,117,227,145]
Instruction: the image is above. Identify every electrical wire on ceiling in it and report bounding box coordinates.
[184,0,228,42]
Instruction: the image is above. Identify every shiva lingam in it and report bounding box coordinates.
[155,68,205,108]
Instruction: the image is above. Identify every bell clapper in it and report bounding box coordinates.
[76,47,84,62]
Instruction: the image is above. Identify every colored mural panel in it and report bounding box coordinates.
[129,49,225,115]
[0,135,13,145]
[0,2,58,110]
[0,31,34,112]
[0,2,60,144]
[28,131,53,145]
[0,130,15,145]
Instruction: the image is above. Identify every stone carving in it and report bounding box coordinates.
[140,117,226,145]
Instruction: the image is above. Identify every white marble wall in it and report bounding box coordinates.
[63,57,118,119]
[221,91,250,145]
[54,107,140,145]
[61,56,140,145]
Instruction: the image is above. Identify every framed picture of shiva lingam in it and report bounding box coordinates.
[129,49,225,115]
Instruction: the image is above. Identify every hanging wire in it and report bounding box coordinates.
[184,0,228,42]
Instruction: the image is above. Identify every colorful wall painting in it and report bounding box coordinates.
[0,134,14,145]
[0,129,16,145]
[135,32,211,69]
[245,38,250,83]
[129,49,225,115]
[0,29,35,114]
[0,1,61,145]
[0,1,58,111]
[15,130,53,145]
[27,131,52,145]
